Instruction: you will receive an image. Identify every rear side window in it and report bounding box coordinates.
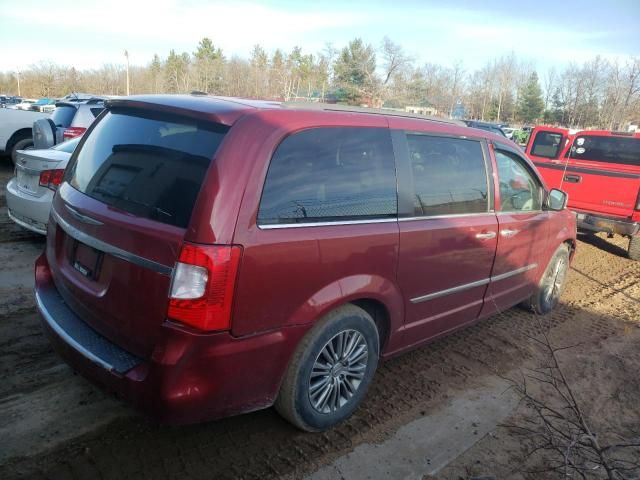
[531,131,563,158]
[407,135,488,216]
[567,135,640,166]
[66,109,228,228]
[258,128,397,225]
[51,105,76,127]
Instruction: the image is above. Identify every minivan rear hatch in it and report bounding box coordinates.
[46,106,228,358]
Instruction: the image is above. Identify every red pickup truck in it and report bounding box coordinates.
[526,127,640,259]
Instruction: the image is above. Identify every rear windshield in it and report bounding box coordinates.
[566,135,640,166]
[66,109,228,228]
[51,105,76,127]
[52,136,81,153]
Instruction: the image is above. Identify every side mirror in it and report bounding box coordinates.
[546,188,568,211]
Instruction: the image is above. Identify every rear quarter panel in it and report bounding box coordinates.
[226,110,405,352]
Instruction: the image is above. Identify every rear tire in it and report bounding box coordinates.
[275,304,379,432]
[10,137,34,164]
[628,235,640,261]
[523,244,570,315]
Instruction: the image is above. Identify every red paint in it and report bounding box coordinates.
[526,127,640,231]
[37,96,577,424]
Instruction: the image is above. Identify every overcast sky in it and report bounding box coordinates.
[1,0,638,72]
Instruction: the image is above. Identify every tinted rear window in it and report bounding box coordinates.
[53,136,81,153]
[90,107,104,117]
[66,109,228,228]
[407,135,488,216]
[258,127,397,225]
[567,135,640,166]
[51,106,76,127]
[531,131,563,158]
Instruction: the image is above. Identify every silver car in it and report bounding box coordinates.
[32,98,105,149]
[5,137,80,234]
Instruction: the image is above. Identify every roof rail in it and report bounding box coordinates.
[282,101,465,126]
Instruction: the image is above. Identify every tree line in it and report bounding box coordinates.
[1,37,638,129]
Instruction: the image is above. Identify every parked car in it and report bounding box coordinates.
[502,127,516,140]
[15,99,36,110]
[526,127,640,259]
[463,120,507,137]
[35,95,576,431]
[6,137,80,234]
[1,95,22,108]
[0,107,50,163]
[30,98,57,113]
[32,98,105,149]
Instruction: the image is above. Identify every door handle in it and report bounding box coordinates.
[563,174,581,183]
[475,231,497,240]
[501,229,520,237]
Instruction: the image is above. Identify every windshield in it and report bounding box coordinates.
[52,136,81,153]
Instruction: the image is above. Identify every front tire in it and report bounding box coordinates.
[275,304,379,432]
[524,244,570,315]
[628,235,640,261]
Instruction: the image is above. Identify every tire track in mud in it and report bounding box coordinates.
[1,232,639,480]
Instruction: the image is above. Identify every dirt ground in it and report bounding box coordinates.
[0,158,638,479]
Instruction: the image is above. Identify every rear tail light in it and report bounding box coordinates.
[167,243,242,331]
[39,169,65,190]
[62,126,86,141]
[635,188,640,211]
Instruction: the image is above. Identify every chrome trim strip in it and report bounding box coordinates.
[490,263,538,282]
[409,263,538,304]
[36,290,115,372]
[410,278,491,304]
[51,208,173,276]
[399,212,495,222]
[259,218,398,229]
[64,204,104,225]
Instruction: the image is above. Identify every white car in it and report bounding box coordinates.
[15,99,36,110]
[5,137,80,235]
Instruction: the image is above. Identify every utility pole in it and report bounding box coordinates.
[124,50,130,95]
[16,67,21,96]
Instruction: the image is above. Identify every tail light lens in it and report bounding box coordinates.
[635,188,640,210]
[39,169,65,190]
[62,126,86,141]
[167,243,242,331]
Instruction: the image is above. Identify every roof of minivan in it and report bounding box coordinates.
[104,94,469,128]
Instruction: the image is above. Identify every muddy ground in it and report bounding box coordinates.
[0,158,638,479]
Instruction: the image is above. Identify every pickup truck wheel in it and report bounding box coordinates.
[10,138,34,164]
[628,235,640,261]
[275,304,379,432]
[524,244,570,315]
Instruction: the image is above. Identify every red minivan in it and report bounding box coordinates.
[35,95,576,431]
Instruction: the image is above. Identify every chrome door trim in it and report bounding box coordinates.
[490,263,538,282]
[409,263,538,304]
[259,218,398,229]
[51,208,173,276]
[410,278,491,304]
[399,211,496,222]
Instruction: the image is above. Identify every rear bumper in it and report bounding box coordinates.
[6,177,52,235]
[575,211,639,236]
[35,253,309,424]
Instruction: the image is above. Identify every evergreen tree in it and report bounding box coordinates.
[517,72,545,123]
[333,38,377,104]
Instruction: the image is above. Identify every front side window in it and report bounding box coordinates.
[531,131,563,158]
[258,128,397,225]
[407,135,488,216]
[495,150,542,212]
